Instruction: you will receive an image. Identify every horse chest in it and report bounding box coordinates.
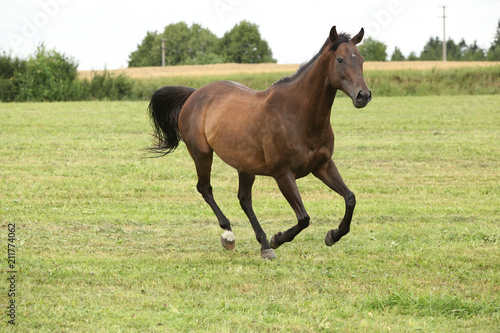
[290,144,333,179]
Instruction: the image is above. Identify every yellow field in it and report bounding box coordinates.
[78,63,298,79]
[78,61,500,79]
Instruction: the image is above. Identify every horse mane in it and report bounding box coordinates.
[274,33,351,85]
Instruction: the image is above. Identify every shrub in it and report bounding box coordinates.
[13,44,79,101]
[0,52,27,102]
[80,70,133,100]
[0,46,135,102]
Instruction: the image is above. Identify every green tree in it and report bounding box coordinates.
[358,37,387,61]
[160,22,219,65]
[463,41,486,61]
[128,21,276,66]
[128,22,219,67]
[457,39,468,59]
[0,51,26,79]
[487,20,500,61]
[0,51,27,101]
[128,31,159,67]
[408,51,418,61]
[446,39,462,61]
[391,47,405,61]
[217,20,276,63]
[420,37,442,60]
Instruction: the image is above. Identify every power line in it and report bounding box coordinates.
[441,6,447,62]
[161,38,166,67]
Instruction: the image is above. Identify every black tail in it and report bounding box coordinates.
[148,86,196,156]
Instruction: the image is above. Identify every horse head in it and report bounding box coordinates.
[327,26,372,108]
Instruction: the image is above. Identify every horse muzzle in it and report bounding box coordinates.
[354,89,372,108]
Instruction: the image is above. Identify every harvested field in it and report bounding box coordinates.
[78,61,500,79]
[78,63,298,79]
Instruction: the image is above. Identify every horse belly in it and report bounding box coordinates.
[204,99,271,175]
[208,123,270,175]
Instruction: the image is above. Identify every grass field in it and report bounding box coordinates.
[1,94,499,331]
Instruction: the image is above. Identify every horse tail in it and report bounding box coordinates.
[148,86,196,156]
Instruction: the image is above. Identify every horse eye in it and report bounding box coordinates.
[337,58,344,63]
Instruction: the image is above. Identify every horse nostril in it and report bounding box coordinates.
[356,90,371,102]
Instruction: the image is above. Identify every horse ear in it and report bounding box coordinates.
[352,28,364,45]
[329,26,338,42]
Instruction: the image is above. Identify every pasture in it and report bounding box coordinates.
[0,94,499,331]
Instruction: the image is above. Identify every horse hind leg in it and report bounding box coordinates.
[196,180,235,250]
[192,148,235,250]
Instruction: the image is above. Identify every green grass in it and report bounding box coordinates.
[366,66,500,96]
[130,66,500,99]
[4,65,500,101]
[0,95,499,332]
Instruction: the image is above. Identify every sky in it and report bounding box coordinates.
[1,0,499,70]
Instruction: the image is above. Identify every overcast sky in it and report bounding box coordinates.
[1,0,499,70]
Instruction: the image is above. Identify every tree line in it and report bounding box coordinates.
[128,21,276,67]
[360,20,500,61]
[130,20,500,65]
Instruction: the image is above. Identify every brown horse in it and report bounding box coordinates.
[149,26,371,259]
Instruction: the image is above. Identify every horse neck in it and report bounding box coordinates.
[285,53,337,136]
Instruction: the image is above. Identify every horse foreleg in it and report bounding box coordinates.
[238,171,276,259]
[270,172,310,249]
[313,159,356,246]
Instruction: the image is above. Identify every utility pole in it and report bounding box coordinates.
[441,6,447,61]
[161,39,166,67]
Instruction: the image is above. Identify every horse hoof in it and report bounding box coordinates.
[270,235,281,249]
[260,249,277,260]
[325,229,336,246]
[221,230,235,250]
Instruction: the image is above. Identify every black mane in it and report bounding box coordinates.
[274,33,351,85]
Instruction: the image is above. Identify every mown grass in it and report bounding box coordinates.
[0,95,499,332]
